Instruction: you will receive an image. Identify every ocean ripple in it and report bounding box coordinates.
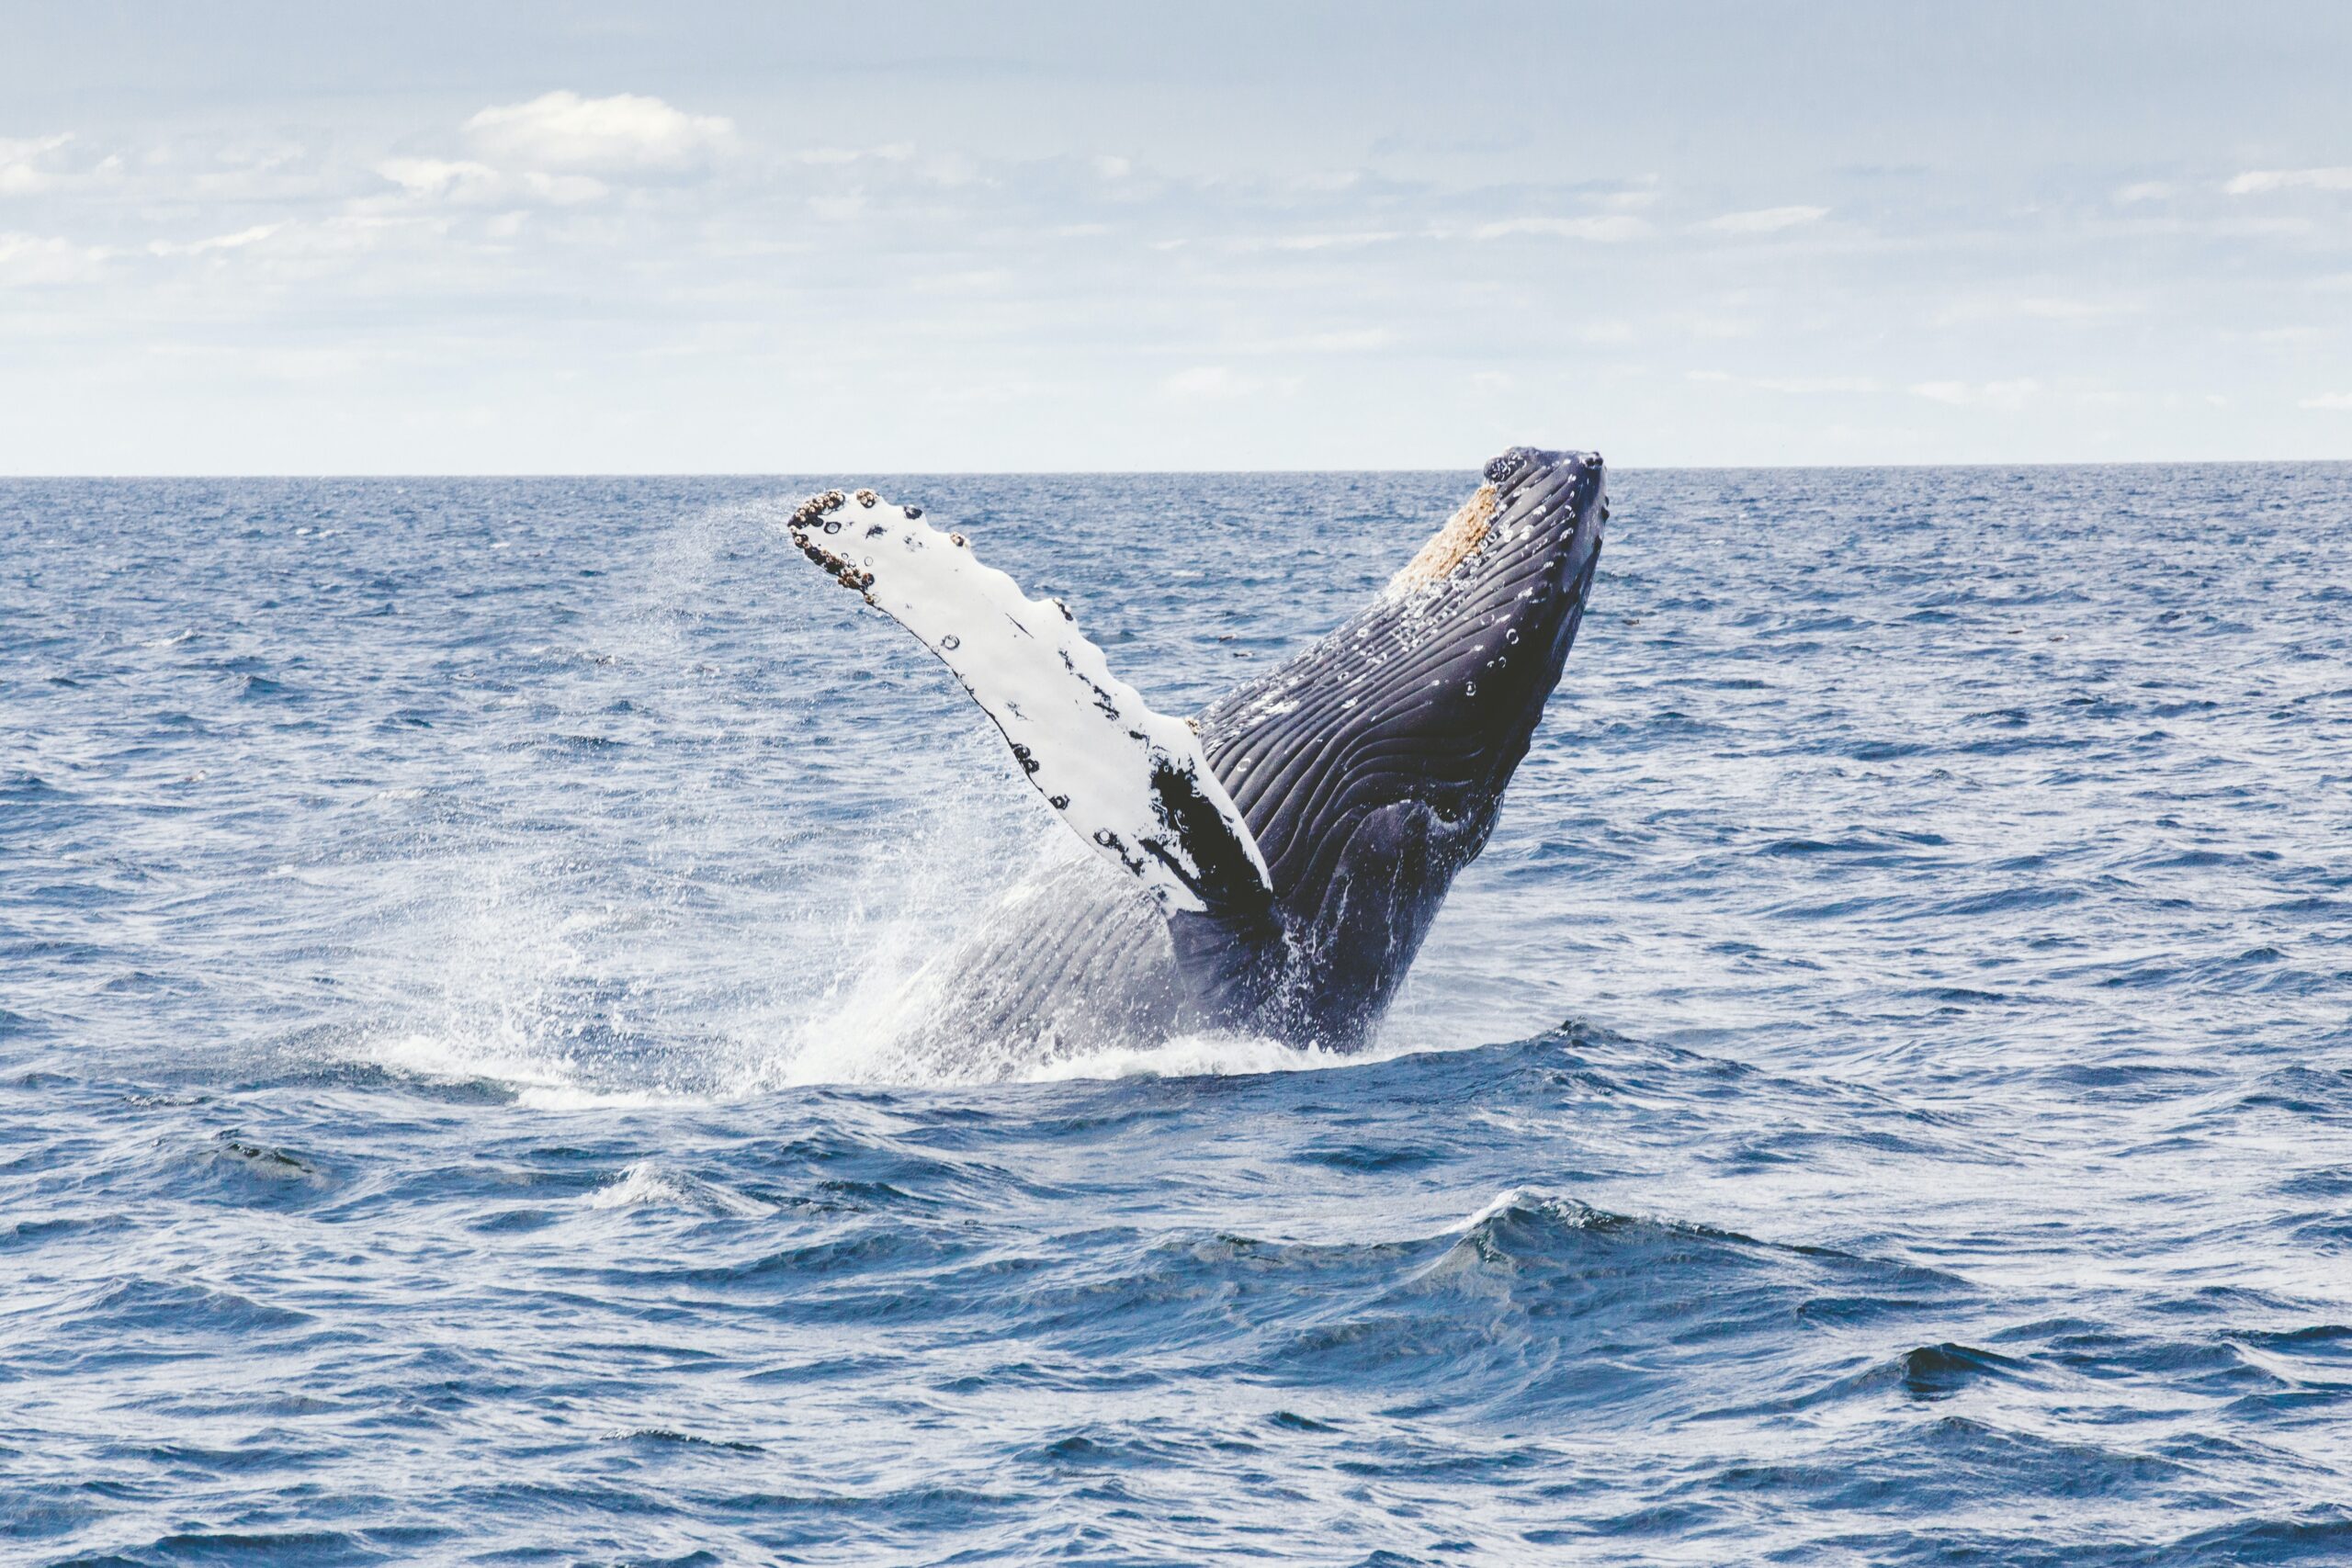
[3,467,2348,1562]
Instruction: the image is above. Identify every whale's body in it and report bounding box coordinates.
[786,446,1607,1055]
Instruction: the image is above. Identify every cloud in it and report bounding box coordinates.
[1696,205,1829,234]
[1938,294,2144,324]
[376,156,605,206]
[793,144,912,167]
[378,157,500,198]
[0,133,75,195]
[2005,297,2136,321]
[1911,378,2042,410]
[1470,215,1648,243]
[148,223,282,257]
[2301,391,2352,412]
[2114,181,2173,204]
[463,90,735,173]
[1161,366,1300,400]
[1688,370,1879,394]
[0,231,107,283]
[1231,328,1395,354]
[1217,230,1404,254]
[2225,167,2352,196]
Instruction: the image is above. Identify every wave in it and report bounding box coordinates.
[584,1159,771,1216]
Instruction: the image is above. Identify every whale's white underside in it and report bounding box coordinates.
[786,489,1272,917]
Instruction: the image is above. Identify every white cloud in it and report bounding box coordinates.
[0,134,75,195]
[2008,297,2135,321]
[1262,231,1403,252]
[2225,167,2352,196]
[793,144,912,167]
[1091,154,1132,179]
[1470,215,1648,243]
[1688,369,1879,394]
[1286,169,1364,194]
[1231,328,1395,354]
[148,223,281,257]
[376,156,605,206]
[0,231,107,283]
[2114,181,2173,204]
[910,267,1011,294]
[1939,294,2144,324]
[2116,213,2316,240]
[2301,391,2352,412]
[1911,378,2043,410]
[1164,366,1249,399]
[1162,366,1300,400]
[1696,205,1829,234]
[378,157,501,199]
[463,90,735,173]
[1218,230,1403,254]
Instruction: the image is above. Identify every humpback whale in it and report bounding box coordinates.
[786,446,1607,1055]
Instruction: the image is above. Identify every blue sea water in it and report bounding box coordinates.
[3,465,2350,1566]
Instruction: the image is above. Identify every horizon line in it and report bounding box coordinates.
[6,457,2349,481]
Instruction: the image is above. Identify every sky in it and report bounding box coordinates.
[3,0,2349,473]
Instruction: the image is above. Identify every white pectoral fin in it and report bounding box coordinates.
[786,489,1273,919]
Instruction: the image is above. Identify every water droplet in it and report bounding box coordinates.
[941,634,961,650]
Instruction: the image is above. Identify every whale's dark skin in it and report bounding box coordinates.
[912,446,1608,1054]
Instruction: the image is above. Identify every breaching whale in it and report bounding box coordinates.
[785,446,1607,1055]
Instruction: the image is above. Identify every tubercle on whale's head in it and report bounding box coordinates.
[1385,446,1607,728]
[1389,446,1606,617]
[1314,446,1608,774]
[1385,481,1501,593]
[1208,444,1607,791]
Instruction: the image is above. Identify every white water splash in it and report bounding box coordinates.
[585,1160,771,1215]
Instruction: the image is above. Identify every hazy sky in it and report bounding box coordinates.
[4,1,2349,472]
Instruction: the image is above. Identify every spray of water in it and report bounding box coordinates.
[333,497,1365,1101]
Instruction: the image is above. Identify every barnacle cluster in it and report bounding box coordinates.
[786,490,876,598]
[1386,482,1499,594]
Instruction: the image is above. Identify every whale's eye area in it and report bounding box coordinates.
[1386,482,1499,594]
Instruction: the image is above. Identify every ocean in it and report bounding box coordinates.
[3,465,2348,1565]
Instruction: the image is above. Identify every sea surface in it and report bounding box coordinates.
[4,465,2350,1566]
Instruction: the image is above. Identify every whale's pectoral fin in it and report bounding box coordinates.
[785,489,1274,921]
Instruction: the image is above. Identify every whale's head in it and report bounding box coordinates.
[1193,446,1607,1043]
